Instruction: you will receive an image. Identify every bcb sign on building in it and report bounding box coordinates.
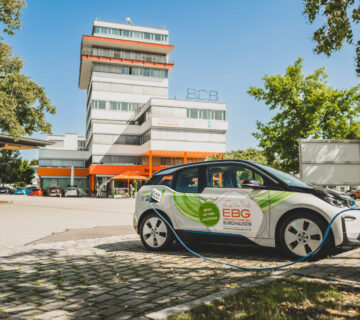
[186,88,219,101]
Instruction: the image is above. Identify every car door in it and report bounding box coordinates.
[171,166,209,232]
[200,163,271,239]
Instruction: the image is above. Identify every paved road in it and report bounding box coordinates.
[0,234,304,320]
[0,195,135,249]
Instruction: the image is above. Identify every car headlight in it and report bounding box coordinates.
[322,196,346,208]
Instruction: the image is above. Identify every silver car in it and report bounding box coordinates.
[64,187,79,197]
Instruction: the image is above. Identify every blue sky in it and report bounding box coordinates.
[5,0,358,160]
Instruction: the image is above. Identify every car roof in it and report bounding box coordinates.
[153,159,261,176]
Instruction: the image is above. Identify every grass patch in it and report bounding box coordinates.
[171,277,360,320]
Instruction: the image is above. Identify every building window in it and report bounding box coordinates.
[77,140,85,151]
[137,107,151,125]
[140,130,151,144]
[91,100,106,110]
[39,159,85,168]
[93,26,168,43]
[93,63,168,78]
[110,102,141,112]
[160,157,183,166]
[114,135,141,145]
[186,108,225,120]
[187,109,198,119]
[99,155,142,165]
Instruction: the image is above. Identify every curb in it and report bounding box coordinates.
[145,270,288,320]
[295,275,360,289]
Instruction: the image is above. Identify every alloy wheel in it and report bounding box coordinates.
[142,217,168,248]
[284,218,322,257]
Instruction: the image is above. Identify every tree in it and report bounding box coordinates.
[19,159,34,184]
[0,0,25,35]
[0,150,35,185]
[207,148,268,163]
[303,0,360,76]
[0,149,21,185]
[0,0,55,139]
[248,58,360,173]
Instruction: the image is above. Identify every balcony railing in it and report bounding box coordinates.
[82,47,174,65]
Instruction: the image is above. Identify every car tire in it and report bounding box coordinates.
[279,211,332,261]
[139,212,173,251]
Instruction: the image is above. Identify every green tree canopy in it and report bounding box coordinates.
[248,58,360,173]
[0,150,35,185]
[0,149,20,185]
[0,44,56,138]
[207,148,267,163]
[0,0,25,35]
[0,0,55,139]
[303,0,360,76]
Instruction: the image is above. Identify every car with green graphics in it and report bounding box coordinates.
[133,160,360,260]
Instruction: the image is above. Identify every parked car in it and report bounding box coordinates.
[14,187,27,195]
[48,186,62,197]
[25,186,37,195]
[134,160,360,260]
[350,190,360,200]
[64,186,79,197]
[0,187,11,194]
[30,188,43,197]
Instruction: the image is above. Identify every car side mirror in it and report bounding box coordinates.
[242,179,260,188]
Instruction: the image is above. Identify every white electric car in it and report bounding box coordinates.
[133,160,360,260]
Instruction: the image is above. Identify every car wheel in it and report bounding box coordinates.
[139,212,173,251]
[279,212,332,260]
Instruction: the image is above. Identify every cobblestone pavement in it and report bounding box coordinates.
[0,235,306,320]
[293,247,360,284]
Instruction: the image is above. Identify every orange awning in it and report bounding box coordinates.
[111,171,149,180]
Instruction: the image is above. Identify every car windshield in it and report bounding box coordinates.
[16,188,24,190]
[255,163,311,188]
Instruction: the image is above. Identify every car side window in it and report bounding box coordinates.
[175,168,199,193]
[158,175,174,188]
[206,165,268,188]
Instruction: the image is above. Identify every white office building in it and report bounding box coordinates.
[38,19,228,195]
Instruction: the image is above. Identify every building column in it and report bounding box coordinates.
[149,150,153,178]
[184,152,187,164]
[218,153,222,160]
[90,175,95,194]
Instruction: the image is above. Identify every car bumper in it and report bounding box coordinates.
[342,212,360,245]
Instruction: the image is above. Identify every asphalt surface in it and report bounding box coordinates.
[0,195,135,249]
